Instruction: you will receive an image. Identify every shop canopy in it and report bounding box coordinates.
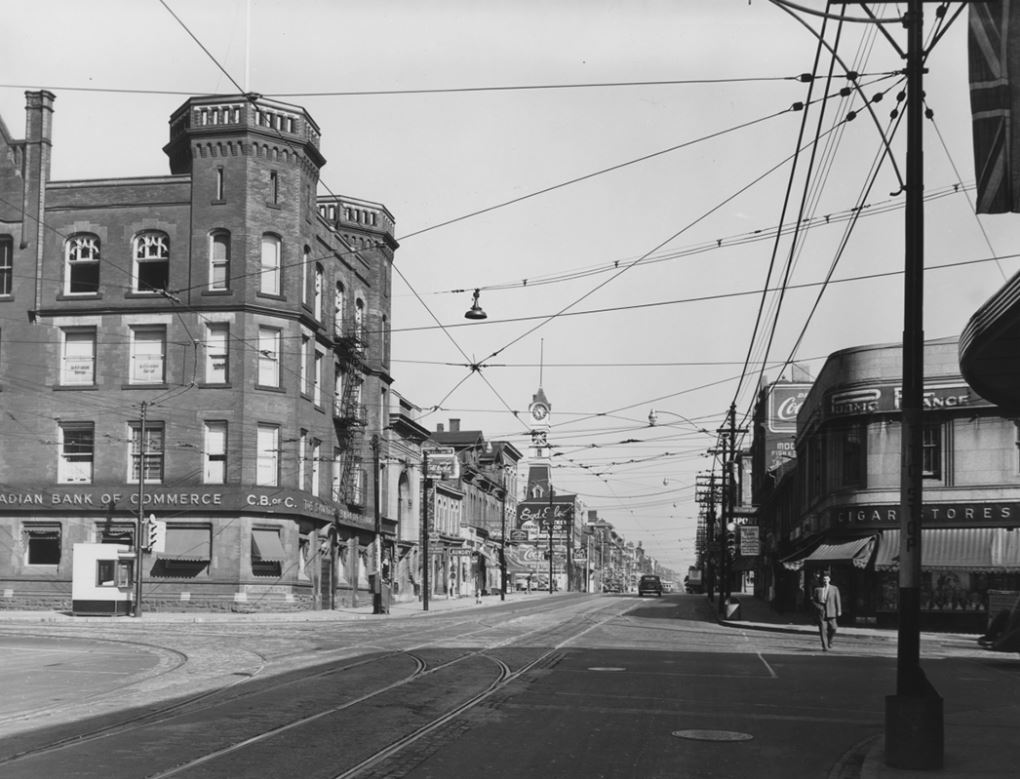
[159,526,211,561]
[781,534,877,571]
[802,535,877,569]
[875,527,1020,572]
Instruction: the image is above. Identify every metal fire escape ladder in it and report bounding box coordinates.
[332,316,367,505]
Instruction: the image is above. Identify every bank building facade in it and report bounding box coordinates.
[0,91,414,612]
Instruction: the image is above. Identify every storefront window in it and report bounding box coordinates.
[24,524,61,565]
[877,570,992,613]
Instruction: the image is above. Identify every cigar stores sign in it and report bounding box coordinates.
[835,502,1018,527]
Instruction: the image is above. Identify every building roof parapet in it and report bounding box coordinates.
[164,94,325,172]
[317,195,397,249]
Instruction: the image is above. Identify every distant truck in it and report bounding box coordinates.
[685,567,704,594]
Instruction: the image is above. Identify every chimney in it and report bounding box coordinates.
[436,423,445,433]
[450,418,461,432]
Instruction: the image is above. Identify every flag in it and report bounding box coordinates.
[969,1,1020,213]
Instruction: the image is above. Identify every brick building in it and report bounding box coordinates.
[0,91,406,612]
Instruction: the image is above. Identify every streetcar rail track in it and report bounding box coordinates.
[0,597,627,775]
[150,600,624,779]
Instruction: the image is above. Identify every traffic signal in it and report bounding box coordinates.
[144,516,166,553]
[725,525,737,558]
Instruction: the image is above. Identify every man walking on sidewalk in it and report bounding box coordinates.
[811,570,841,651]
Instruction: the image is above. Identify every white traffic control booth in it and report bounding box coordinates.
[72,543,135,616]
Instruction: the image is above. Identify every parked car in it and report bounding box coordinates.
[638,574,663,597]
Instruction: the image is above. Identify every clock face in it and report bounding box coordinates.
[532,404,548,421]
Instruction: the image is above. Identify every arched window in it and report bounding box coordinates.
[133,231,170,293]
[301,246,310,305]
[209,231,230,291]
[64,233,100,294]
[259,234,281,295]
[314,264,324,321]
[334,282,345,337]
[355,298,365,344]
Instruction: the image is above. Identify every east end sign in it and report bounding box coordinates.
[835,502,1019,528]
[0,485,375,530]
[517,499,574,533]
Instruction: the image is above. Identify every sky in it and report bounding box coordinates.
[3,1,1018,576]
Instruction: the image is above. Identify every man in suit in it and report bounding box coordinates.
[812,570,842,650]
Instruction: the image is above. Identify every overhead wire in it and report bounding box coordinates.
[731,3,834,408]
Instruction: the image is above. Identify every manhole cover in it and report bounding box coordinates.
[672,730,754,742]
[587,667,626,672]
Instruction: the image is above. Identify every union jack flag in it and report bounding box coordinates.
[970,0,1020,213]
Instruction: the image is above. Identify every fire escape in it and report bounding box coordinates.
[332,315,367,507]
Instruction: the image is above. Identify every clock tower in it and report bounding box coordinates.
[529,387,551,460]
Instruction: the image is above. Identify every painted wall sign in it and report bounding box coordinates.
[768,384,810,433]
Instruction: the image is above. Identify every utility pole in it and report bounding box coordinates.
[133,400,147,618]
[500,465,508,602]
[566,503,572,592]
[421,449,430,612]
[548,483,554,594]
[372,434,385,614]
[716,403,748,616]
[885,0,942,767]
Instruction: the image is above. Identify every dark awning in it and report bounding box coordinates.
[780,539,820,571]
[251,529,286,562]
[875,528,1020,572]
[160,527,211,561]
[802,535,877,570]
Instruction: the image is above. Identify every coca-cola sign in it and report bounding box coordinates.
[767,384,810,433]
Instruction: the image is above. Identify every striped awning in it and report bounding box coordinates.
[875,527,1020,572]
[159,526,211,561]
[780,540,819,571]
[802,535,877,570]
[251,529,286,562]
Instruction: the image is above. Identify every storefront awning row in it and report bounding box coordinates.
[874,527,1020,572]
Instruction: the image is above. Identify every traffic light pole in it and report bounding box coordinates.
[500,466,507,602]
[133,400,147,618]
[372,434,385,615]
[421,450,430,612]
[548,482,554,594]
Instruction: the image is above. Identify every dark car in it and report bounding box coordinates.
[638,574,663,597]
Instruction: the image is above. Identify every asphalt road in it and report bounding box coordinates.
[0,595,1016,778]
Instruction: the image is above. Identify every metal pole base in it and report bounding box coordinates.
[885,692,944,770]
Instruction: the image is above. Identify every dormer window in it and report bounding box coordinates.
[133,231,170,293]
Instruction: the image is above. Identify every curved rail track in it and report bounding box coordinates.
[0,596,632,778]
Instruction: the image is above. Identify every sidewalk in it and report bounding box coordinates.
[0,590,555,624]
[715,594,1013,779]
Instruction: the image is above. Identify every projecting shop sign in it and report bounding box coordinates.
[739,526,760,556]
[423,447,459,479]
